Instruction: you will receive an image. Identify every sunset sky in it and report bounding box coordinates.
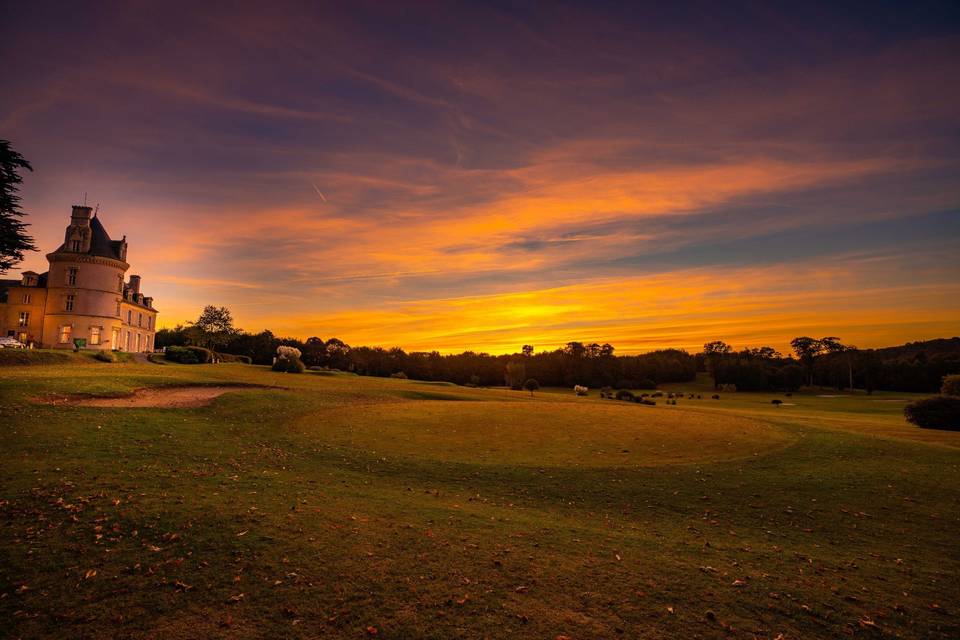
[2,1,959,354]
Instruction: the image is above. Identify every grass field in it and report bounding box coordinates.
[1,361,958,639]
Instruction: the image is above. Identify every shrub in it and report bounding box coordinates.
[272,345,305,373]
[216,352,252,364]
[615,389,635,402]
[390,371,408,379]
[600,386,614,399]
[523,378,540,395]
[651,391,663,398]
[94,351,116,363]
[711,394,720,400]
[942,375,960,397]
[165,345,214,364]
[277,345,302,360]
[904,396,960,430]
[771,399,783,407]
[574,385,588,396]
[638,399,656,406]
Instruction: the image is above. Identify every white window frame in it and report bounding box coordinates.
[18,311,29,327]
[59,325,72,344]
[65,294,75,312]
[67,267,78,286]
[90,326,102,345]
[22,293,31,304]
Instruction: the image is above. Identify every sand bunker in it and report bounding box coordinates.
[48,385,270,408]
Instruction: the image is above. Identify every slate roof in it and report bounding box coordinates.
[52,215,125,261]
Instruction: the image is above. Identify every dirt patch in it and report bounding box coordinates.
[41,384,274,408]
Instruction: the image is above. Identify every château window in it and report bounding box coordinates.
[18,312,29,327]
[22,294,31,304]
[90,326,101,345]
[118,275,124,292]
[0,289,7,304]
[127,310,132,324]
[67,267,78,286]
[116,300,122,316]
[65,295,75,311]
[71,239,81,251]
[59,325,72,344]
[138,312,142,327]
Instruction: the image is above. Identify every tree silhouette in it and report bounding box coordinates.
[191,305,236,349]
[703,340,732,388]
[0,140,37,273]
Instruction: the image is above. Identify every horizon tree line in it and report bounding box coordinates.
[156,306,960,394]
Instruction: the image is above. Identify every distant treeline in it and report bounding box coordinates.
[156,324,695,388]
[699,337,960,393]
[156,311,959,392]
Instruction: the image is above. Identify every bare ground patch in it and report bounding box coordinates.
[37,384,276,408]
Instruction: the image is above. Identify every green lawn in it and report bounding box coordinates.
[1,363,958,638]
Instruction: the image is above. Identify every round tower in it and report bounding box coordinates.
[42,206,130,349]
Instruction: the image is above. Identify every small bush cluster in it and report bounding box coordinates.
[165,345,215,364]
[904,396,960,430]
[711,394,720,400]
[94,351,116,363]
[523,378,540,395]
[771,399,783,407]
[272,345,305,373]
[651,391,663,398]
[390,371,408,379]
[574,385,588,396]
[615,389,634,402]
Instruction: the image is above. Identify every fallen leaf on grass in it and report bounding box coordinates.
[84,570,97,579]
[228,593,245,603]
[858,616,880,630]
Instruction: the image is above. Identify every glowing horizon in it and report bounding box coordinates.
[3,2,959,355]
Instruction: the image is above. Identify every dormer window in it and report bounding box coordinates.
[71,239,81,251]
[67,267,78,286]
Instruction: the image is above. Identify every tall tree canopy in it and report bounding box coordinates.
[0,140,36,273]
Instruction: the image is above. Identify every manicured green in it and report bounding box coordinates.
[1,365,958,638]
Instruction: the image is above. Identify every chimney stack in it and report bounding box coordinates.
[129,275,141,295]
[71,205,93,227]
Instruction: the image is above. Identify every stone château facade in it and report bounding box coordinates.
[0,205,158,351]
